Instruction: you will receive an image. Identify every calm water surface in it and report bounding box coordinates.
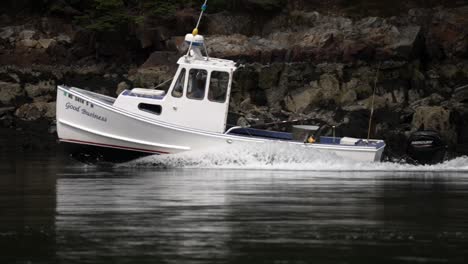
[2,140,468,263]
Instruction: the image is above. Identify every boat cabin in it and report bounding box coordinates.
[113,34,237,134]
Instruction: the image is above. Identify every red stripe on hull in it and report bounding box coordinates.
[59,138,170,154]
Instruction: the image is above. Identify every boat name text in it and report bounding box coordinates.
[65,102,81,112]
[81,108,108,122]
[65,102,108,122]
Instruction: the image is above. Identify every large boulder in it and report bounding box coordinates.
[0,27,15,40]
[284,73,341,112]
[0,81,23,105]
[37,38,56,49]
[409,93,445,110]
[56,34,72,44]
[24,80,56,98]
[343,93,396,112]
[206,13,253,35]
[412,106,457,144]
[18,30,36,40]
[207,34,258,60]
[18,39,38,48]
[141,51,178,69]
[15,102,56,121]
[342,78,373,99]
[385,26,422,59]
[257,64,287,107]
[129,67,174,88]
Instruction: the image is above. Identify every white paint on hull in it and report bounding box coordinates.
[56,86,385,162]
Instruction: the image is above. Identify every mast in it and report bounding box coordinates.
[186,0,210,60]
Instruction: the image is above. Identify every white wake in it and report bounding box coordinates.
[121,144,468,172]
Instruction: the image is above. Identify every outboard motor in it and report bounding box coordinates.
[407,130,447,164]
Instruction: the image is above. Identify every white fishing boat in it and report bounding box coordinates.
[55,1,385,162]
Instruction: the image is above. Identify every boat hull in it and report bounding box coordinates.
[56,86,385,163]
[62,141,153,163]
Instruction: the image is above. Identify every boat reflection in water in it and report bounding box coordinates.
[2,140,468,263]
[54,164,468,263]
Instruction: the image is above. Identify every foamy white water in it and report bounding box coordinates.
[121,144,468,172]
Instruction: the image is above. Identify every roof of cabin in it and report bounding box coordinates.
[177,56,237,71]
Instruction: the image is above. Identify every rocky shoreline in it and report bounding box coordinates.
[1,3,468,158]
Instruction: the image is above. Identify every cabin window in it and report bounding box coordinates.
[208,71,229,103]
[187,69,207,100]
[171,68,186,98]
[138,103,162,115]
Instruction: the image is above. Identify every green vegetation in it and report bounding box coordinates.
[75,0,130,32]
[68,0,286,32]
[73,0,195,32]
[1,0,287,32]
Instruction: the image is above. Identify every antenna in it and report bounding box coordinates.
[186,0,208,57]
[367,62,381,142]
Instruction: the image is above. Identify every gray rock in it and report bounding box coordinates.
[56,34,72,44]
[440,64,459,79]
[380,60,407,70]
[129,67,173,88]
[316,74,341,104]
[284,87,316,113]
[141,51,178,69]
[33,95,54,103]
[116,82,130,96]
[0,27,14,40]
[350,92,397,112]
[340,89,357,105]
[412,106,456,144]
[206,13,253,35]
[206,34,255,59]
[408,89,423,104]
[393,88,406,105]
[18,30,36,40]
[237,116,250,127]
[284,73,342,112]
[258,64,283,90]
[357,17,384,28]
[44,102,56,118]
[0,81,23,105]
[8,73,20,83]
[453,84,468,103]
[387,26,421,59]
[25,80,56,98]
[14,102,56,121]
[38,38,56,49]
[18,39,38,48]
[410,93,445,110]
[0,106,15,115]
[343,78,373,98]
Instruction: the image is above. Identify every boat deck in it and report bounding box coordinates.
[227,127,293,141]
[227,127,384,148]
